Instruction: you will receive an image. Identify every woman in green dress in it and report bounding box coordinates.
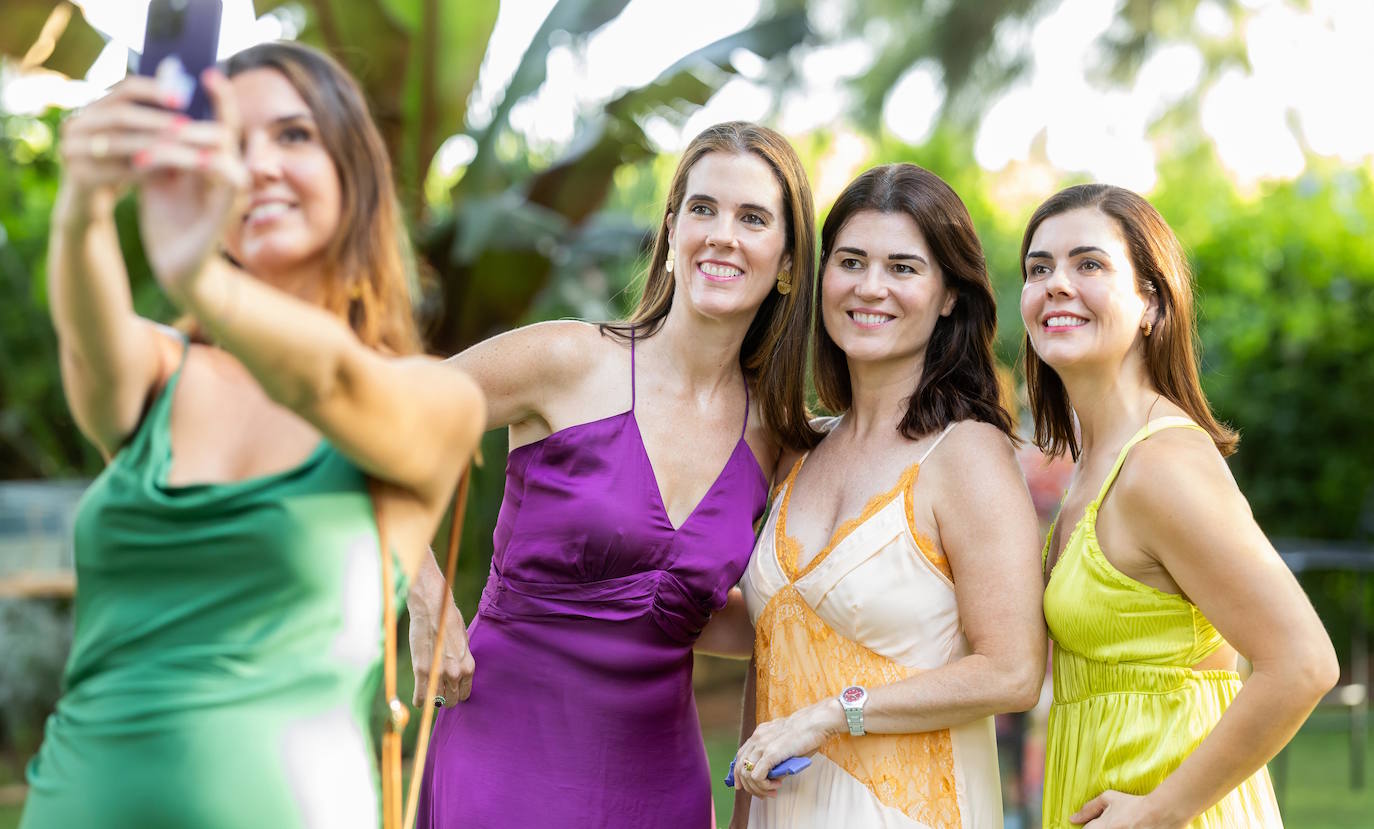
[21,42,484,828]
[1021,183,1337,828]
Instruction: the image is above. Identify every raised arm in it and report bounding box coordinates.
[1071,433,1337,828]
[133,70,484,514]
[49,77,189,455]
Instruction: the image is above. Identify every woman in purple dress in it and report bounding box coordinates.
[410,122,822,827]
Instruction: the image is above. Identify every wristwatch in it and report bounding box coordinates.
[837,685,868,736]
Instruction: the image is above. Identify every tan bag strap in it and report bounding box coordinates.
[380,467,471,829]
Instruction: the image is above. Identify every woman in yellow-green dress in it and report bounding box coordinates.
[1019,184,1337,828]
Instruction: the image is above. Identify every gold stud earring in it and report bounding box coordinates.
[1143,319,1153,337]
[776,269,792,295]
[665,248,675,274]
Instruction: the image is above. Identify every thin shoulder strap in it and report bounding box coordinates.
[629,327,637,410]
[1095,416,1206,503]
[917,421,959,465]
[739,374,751,441]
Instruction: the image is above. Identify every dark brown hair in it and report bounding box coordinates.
[813,163,1014,440]
[224,41,420,355]
[1020,183,1237,459]
[603,121,821,451]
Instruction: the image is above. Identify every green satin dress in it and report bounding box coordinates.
[1041,417,1282,828]
[22,345,400,829]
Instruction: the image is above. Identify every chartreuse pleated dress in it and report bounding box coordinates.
[22,343,400,829]
[1041,417,1282,828]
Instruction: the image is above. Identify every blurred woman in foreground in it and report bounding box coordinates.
[23,41,483,828]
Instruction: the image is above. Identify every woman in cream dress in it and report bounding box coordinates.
[731,164,1046,829]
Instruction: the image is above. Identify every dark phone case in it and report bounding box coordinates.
[135,0,223,120]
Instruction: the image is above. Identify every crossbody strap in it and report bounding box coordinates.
[380,467,472,829]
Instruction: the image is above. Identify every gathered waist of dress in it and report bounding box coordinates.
[1052,646,1242,705]
[478,567,712,644]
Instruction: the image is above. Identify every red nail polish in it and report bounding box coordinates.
[171,114,190,130]
[133,149,151,169]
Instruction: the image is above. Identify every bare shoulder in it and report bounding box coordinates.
[925,420,1019,481]
[1113,428,1248,537]
[449,319,623,384]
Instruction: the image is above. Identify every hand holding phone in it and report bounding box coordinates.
[723,755,811,788]
[135,0,223,120]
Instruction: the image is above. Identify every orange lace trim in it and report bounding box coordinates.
[778,459,951,582]
[754,585,962,828]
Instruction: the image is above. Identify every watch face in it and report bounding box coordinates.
[841,686,865,704]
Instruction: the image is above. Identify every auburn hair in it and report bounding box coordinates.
[813,163,1015,440]
[222,41,420,355]
[1020,184,1237,459]
[602,121,822,451]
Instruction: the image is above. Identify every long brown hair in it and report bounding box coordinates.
[224,42,420,355]
[1020,183,1237,459]
[813,163,1015,440]
[603,121,821,451]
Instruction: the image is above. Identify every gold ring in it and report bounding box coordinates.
[742,760,755,772]
[90,135,110,159]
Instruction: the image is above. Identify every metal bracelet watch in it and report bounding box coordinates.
[837,685,868,736]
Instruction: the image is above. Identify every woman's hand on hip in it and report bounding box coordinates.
[1071,790,1185,829]
[408,581,475,707]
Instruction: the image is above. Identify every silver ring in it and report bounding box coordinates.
[433,695,446,708]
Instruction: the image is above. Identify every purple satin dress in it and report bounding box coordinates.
[418,335,768,828]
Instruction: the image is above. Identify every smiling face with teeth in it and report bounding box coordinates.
[1021,207,1158,375]
[221,69,342,286]
[664,152,790,322]
[820,210,955,368]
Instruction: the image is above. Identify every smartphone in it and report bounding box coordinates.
[135,0,223,120]
[723,755,811,787]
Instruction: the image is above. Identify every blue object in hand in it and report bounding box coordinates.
[724,755,812,787]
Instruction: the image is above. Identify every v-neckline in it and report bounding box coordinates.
[630,412,753,533]
[775,451,921,582]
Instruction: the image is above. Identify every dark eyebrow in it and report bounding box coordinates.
[270,112,315,127]
[1025,246,1111,261]
[889,252,928,266]
[1069,245,1110,258]
[835,246,867,257]
[685,194,775,220]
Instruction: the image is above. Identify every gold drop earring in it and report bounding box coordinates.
[776,269,792,295]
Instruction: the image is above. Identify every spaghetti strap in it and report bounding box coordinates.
[739,376,751,441]
[629,328,637,411]
[1094,416,1206,504]
[917,421,959,465]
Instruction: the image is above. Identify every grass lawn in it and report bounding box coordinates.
[2,709,1367,828]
